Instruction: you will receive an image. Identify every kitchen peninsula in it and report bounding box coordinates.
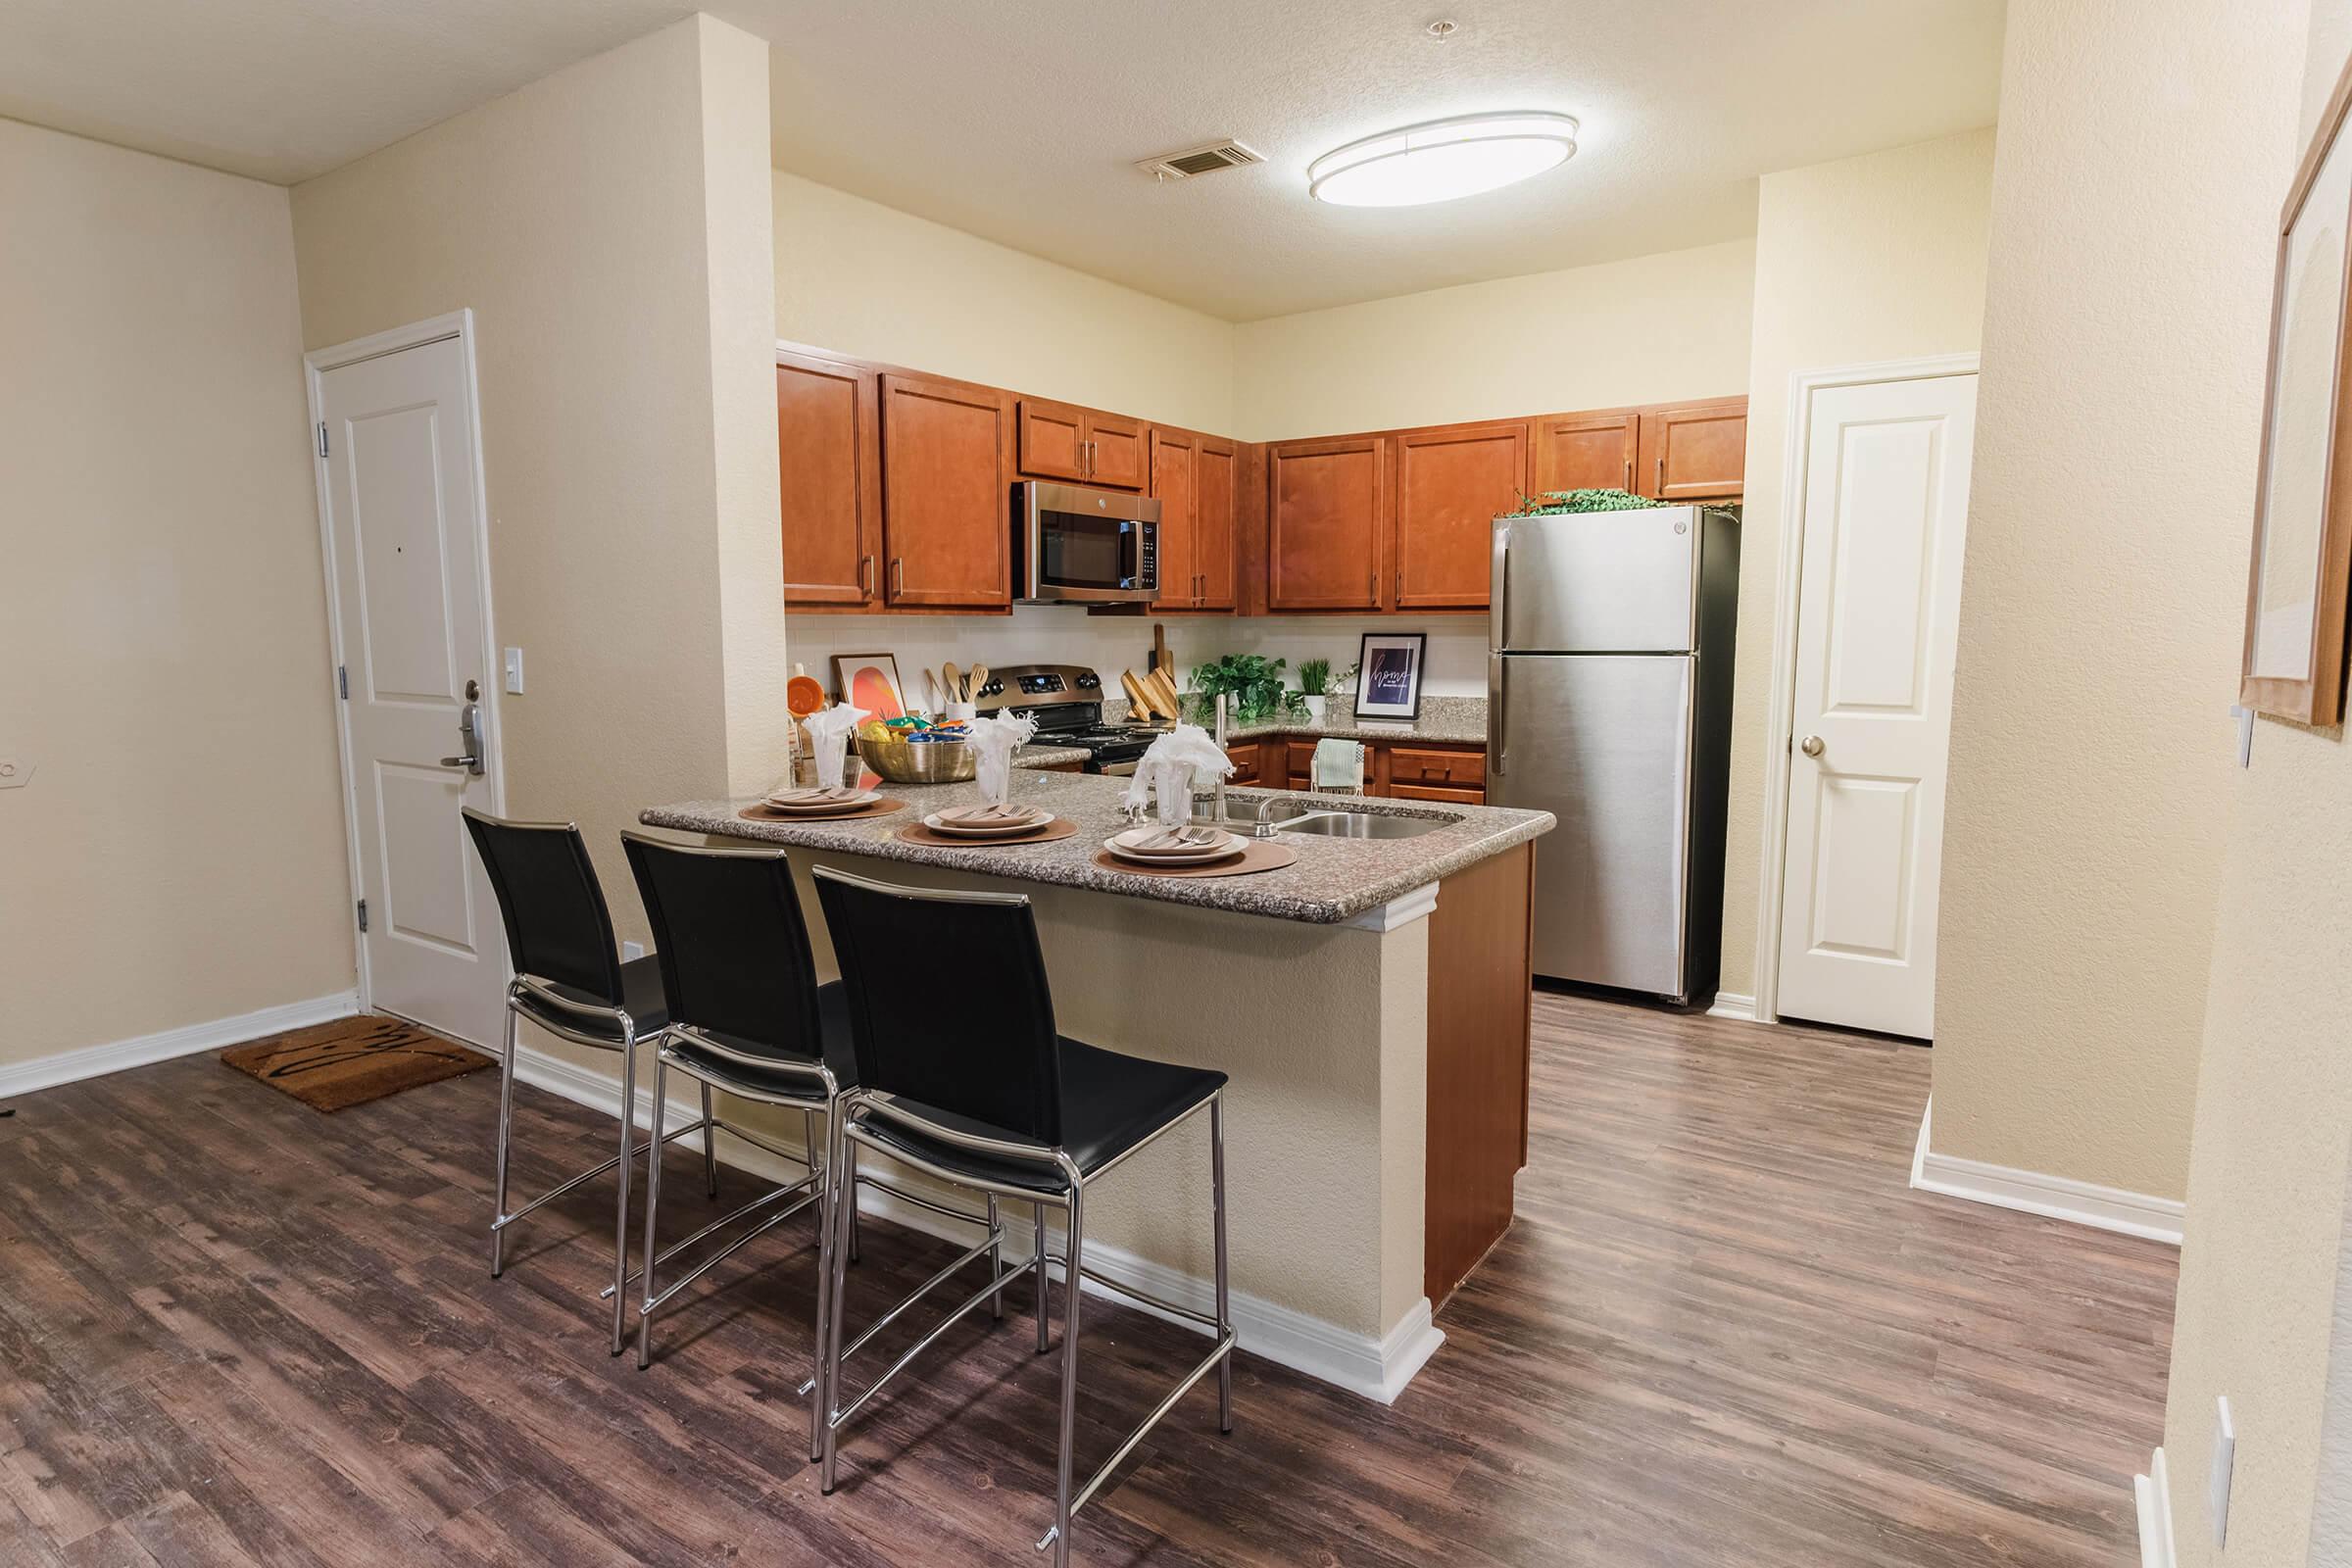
[641,770,1549,1399]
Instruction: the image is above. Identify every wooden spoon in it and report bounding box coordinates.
[942,662,962,706]
[967,662,989,703]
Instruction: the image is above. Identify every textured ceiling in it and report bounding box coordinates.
[749,0,2006,319]
[0,0,2003,320]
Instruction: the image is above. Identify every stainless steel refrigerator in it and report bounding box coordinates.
[1488,505,1739,1004]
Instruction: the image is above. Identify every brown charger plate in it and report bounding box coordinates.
[737,797,906,824]
[1089,841,1298,878]
[893,816,1081,849]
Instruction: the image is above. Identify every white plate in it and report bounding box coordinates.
[762,789,877,813]
[924,809,1053,838]
[1104,827,1242,864]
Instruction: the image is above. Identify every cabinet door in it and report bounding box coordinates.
[881,373,1011,608]
[775,349,879,607]
[1638,397,1747,500]
[1394,421,1527,610]
[1195,438,1239,610]
[1533,409,1640,497]
[1267,436,1387,612]
[1148,426,1197,606]
[1085,411,1148,491]
[1016,398,1087,481]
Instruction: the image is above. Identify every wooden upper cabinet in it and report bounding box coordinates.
[775,348,880,607]
[880,372,1011,608]
[1086,411,1147,490]
[1148,426,1197,607]
[1267,435,1387,612]
[1194,437,1239,611]
[1393,421,1528,611]
[1016,398,1145,490]
[1638,397,1747,500]
[1534,409,1640,498]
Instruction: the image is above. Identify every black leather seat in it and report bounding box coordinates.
[861,1039,1224,1194]
[662,980,857,1102]
[515,954,671,1041]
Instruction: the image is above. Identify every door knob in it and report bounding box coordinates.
[442,703,486,775]
[1798,734,1825,758]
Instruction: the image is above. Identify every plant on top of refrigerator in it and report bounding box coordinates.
[1506,487,1665,515]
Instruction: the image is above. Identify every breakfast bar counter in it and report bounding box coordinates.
[640,771,1551,1401]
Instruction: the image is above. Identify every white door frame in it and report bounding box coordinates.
[304,309,506,1013]
[1748,351,1980,1026]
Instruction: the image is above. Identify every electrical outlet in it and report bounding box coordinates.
[620,940,645,961]
[504,646,525,694]
[0,759,31,790]
[2212,1396,2236,1548]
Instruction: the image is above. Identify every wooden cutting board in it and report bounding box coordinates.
[1146,667,1184,722]
[1120,669,1159,722]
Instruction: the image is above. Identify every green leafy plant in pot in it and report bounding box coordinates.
[1297,658,1332,725]
[1189,653,1304,725]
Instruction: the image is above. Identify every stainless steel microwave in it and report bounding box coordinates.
[1015,481,1159,603]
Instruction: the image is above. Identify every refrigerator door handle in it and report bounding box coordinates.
[1490,524,1511,649]
[1488,655,1507,775]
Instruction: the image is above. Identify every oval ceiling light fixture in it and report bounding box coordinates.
[1307,111,1579,208]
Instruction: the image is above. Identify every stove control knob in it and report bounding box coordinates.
[1075,672,1100,690]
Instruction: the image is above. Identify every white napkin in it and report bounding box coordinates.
[1121,723,1234,827]
[969,710,1038,806]
[800,705,867,791]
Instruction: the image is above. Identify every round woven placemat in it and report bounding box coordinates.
[736,797,906,824]
[1089,841,1298,878]
[893,816,1080,848]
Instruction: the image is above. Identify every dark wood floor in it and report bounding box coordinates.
[0,993,2175,1566]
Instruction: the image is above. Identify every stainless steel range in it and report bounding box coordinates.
[974,662,1161,774]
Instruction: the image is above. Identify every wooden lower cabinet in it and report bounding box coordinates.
[1274,736,1484,804]
[1224,742,1260,783]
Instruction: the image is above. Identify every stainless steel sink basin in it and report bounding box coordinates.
[1276,810,1449,840]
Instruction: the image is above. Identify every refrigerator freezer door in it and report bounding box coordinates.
[1493,653,1693,995]
[1492,507,1699,653]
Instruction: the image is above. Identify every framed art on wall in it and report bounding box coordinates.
[831,653,906,719]
[1354,632,1427,721]
[2242,45,2352,724]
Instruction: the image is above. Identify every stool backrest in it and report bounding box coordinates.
[812,865,1063,1147]
[623,834,825,1067]
[461,809,623,1004]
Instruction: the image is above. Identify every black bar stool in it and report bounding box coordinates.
[621,832,862,1459]
[809,864,1235,1567]
[463,808,710,1355]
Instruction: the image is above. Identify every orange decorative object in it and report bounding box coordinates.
[787,673,826,716]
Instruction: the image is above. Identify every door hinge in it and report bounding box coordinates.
[337,663,349,700]
[318,422,329,458]
[356,898,368,933]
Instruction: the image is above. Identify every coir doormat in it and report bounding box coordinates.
[220,1014,493,1112]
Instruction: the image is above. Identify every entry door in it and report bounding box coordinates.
[1776,373,1977,1038]
[317,333,505,1047]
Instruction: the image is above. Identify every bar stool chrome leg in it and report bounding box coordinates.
[1045,1175,1084,1567]
[610,1023,640,1356]
[1033,1200,1051,1353]
[490,1006,519,1278]
[636,1053,670,1369]
[986,1194,1004,1321]
[1211,1092,1233,1432]
[808,1103,839,1465]
[700,1082,719,1198]
[818,1107,855,1494]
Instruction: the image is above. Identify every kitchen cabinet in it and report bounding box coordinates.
[1638,397,1747,500]
[1279,737,1485,804]
[1224,742,1260,783]
[1392,421,1528,611]
[1267,435,1387,612]
[881,372,1012,608]
[1017,398,1146,490]
[776,348,880,608]
[1194,437,1239,611]
[1150,428,1239,611]
[1533,408,1640,498]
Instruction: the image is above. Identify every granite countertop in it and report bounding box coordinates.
[1012,742,1090,769]
[641,768,1549,925]
[1107,693,1488,748]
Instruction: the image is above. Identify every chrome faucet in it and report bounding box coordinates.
[1250,796,1285,838]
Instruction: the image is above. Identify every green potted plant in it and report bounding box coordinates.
[1189,653,1304,724]
[1297,658,1332,725]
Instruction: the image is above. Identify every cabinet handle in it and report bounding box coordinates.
[1369,569,1377,606]
[859,556,874,598]
[1656,455,1666,494]
[1084,439,1095,478]
[892,558,905,599]
[1624,458,1633,490]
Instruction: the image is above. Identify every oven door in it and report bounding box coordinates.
[1019,482,1160,603]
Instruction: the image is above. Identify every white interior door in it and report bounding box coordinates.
[1775,372,1977,1038]
[317,331,506,1047]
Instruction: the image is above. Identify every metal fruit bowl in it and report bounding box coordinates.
[857,734,976,784]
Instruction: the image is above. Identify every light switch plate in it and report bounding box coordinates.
[504,647,525,695]
[2211,1396,2235,1547]
[0,759,31,790]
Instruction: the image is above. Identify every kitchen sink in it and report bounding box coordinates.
[1275,809,1450,840]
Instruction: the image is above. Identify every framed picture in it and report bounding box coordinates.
[1353,632,1427,720]
[2242,47,2352,723]
[831,653,906,719]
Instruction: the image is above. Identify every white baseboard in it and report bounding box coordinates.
[1910,1099,2184,1246]
[511,1042,1442,1402]
[1706,991,1757,1021]
[2136,1446,2176,1568]
[0,989,360,1101]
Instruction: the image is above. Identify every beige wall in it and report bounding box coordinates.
[2163,5,2352,1560]
[1930,0,2301,1200]
[1231,239,1756,441]
[1717,130,1997,1000]
[0,119,355,1064]
[773,170,1236,435]
[291,15,785,985]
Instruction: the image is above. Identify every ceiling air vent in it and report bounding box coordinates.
[1135,139,1265,184]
